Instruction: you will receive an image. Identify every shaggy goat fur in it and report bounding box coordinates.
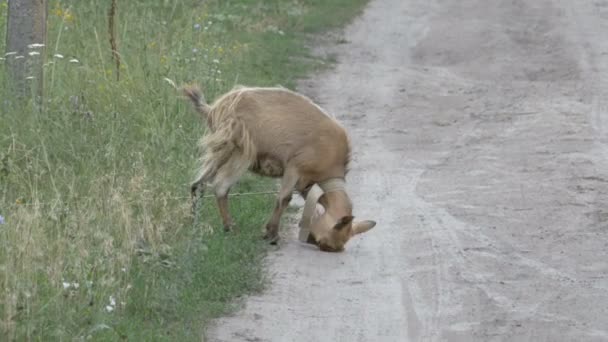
[184,86,257,191]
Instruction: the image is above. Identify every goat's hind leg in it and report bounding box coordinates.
[213,160,248,232]
[190,168,213,215]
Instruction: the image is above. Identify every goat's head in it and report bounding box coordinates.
[309,209,376,253]
[300,182,376,252]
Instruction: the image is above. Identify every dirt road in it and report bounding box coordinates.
[208,0,608,340]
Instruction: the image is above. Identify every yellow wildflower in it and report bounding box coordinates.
[52,4,75,23]
[63,10,74,23]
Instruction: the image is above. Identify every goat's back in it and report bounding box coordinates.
[213,87,350,179]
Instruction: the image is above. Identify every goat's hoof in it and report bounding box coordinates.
[262,231,279,244]
[306,233,317,245]
[191,183,203,199]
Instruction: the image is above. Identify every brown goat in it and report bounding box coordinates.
[182,84,375,252]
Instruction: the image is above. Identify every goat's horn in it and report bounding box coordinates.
[298,184,324,242]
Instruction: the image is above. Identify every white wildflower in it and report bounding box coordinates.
[25,76,35,80]
[69,58,79,63]
[62,281,80,289]
[212,59,220,64]
[105,295,117,312]
[28,51,40,56]
[54,54,64,59]
[5,51,17,56]
[15,55,24,59]
[28,43,45,49]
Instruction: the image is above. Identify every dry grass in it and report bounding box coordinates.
[0,0,369,339]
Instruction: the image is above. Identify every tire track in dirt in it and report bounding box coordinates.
[410,0,608,340]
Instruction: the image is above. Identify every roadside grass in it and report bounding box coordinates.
[0,0,368,340]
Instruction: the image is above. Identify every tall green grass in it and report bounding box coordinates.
[0,0,368,340]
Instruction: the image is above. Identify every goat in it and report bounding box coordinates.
[182,84,375,252]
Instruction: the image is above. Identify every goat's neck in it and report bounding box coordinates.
[320,191,353,219]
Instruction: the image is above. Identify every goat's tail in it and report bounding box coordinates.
[182,84,211,120]
[190,87,257,189]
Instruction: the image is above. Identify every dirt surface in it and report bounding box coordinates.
[207,0,608,340]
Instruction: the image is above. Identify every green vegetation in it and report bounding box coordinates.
[0,0,368,340]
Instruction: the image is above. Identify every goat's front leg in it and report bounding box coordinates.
[264,167,299,243]
[295,178,313,199]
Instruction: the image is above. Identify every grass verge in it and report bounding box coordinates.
[0,0,368,340]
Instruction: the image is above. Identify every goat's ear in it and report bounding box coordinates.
[333,215,354,231]
[352,220,376,235]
